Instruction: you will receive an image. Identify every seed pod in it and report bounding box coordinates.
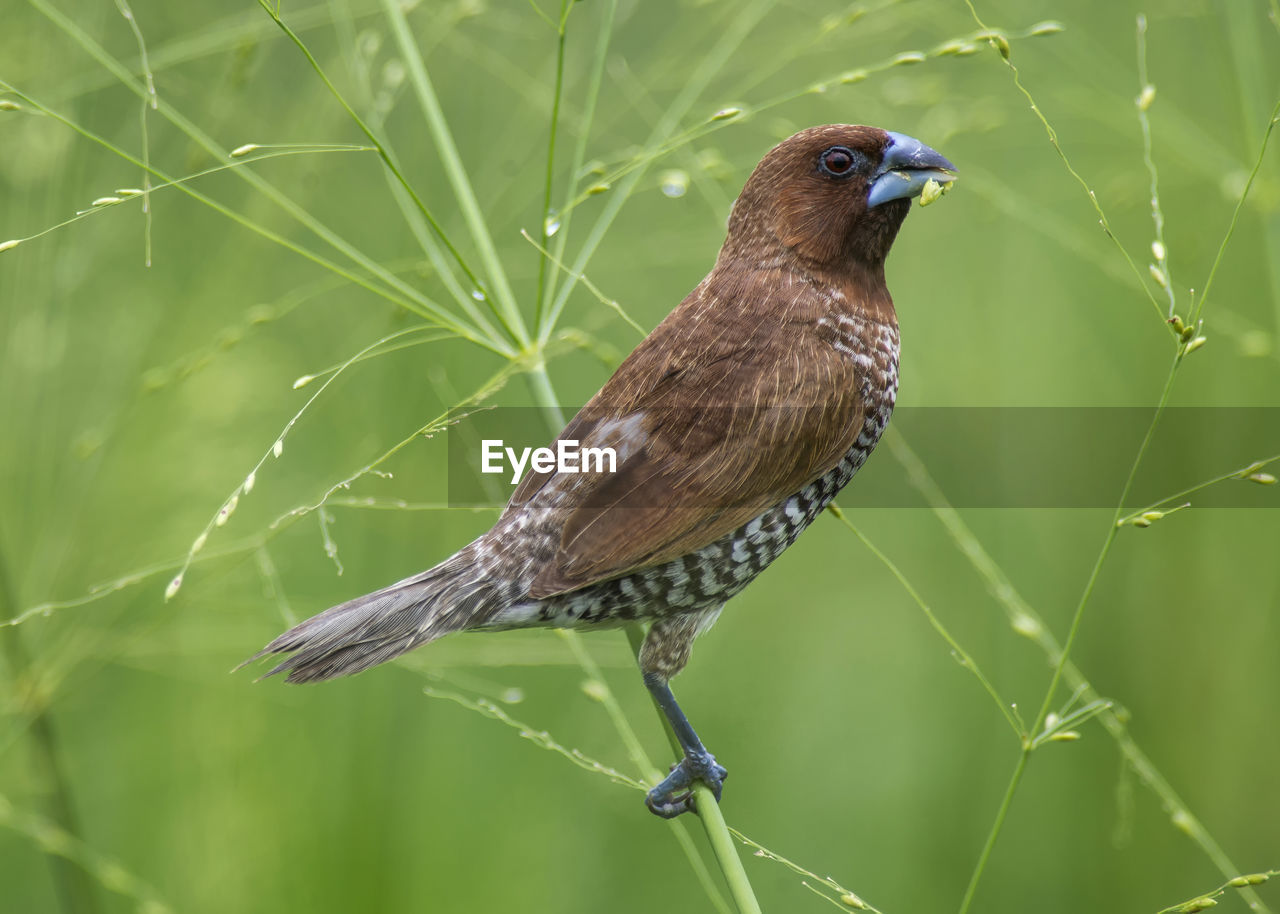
[216,493,239,527]
[1011,614,1042,637]
[1029,20,1065,36]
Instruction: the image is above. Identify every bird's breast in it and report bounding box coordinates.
[816,310,901,429]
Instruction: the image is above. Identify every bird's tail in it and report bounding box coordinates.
[242,546,508,683]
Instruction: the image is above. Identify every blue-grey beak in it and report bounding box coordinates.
[867,131,956,208]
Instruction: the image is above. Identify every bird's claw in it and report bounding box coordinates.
[644,751,728,819]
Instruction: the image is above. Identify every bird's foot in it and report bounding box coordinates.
[644,750,728,819]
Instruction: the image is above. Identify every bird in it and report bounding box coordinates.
[245,124,955,818]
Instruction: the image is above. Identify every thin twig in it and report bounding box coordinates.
[623,627,762,914]
[0,550,103,914]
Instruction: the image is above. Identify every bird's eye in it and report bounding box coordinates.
[818,146,861,177]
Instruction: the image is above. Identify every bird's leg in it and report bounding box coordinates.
[642,671,727,819]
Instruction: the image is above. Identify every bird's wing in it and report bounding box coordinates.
[508,292,866,599]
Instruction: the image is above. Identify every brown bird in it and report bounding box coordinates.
[246,125,955,818]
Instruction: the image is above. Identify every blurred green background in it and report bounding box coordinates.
[2,0,1278,912]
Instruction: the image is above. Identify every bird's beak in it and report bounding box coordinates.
[867,131,957,208]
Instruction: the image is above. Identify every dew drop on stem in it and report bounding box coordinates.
[659,170,689,198]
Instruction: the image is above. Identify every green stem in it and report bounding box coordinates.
[960,355,1184,912]
[957,752,1029,914]
[257,1,517,344]
[560,633,731,914]
[24,0,484,348]
[1190,94,1280,328]
[624,627,763,914]
[694,791,762,914]
[0,549,102,914]
[380,0,529,347]
[533,0,570,333]
[1135,16,1176,319]
[962,0,1167,324]
[1,83,505,354]
[829,505,1022,740]
[526,361,567,431]
[538,0,775,345]
[540,0,616,340]
[1031,356,1178,735]
[1221,4,1280,332]
[892,429,1274,914]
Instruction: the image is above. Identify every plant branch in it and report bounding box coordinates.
[0,548,103,914]
[540,0,617,339]
[533,0,571,333]
[24,0,477,346]
[257,0,519,346]
[827,505,1022,740]
[1190,95,1280,328]
[380,0,530,347]
[623,627,762,914]
[957,753,1028,914]
[888,432,1274,914]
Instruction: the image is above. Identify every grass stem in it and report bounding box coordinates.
[533,0,571,333]
[623,627,763,914]
[380,0,529,347]
[957,752,1028,914]
[0,548,102,914]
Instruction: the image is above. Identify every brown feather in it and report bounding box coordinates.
[508,125,905,597]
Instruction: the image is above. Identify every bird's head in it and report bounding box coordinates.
[722,124,955,272]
